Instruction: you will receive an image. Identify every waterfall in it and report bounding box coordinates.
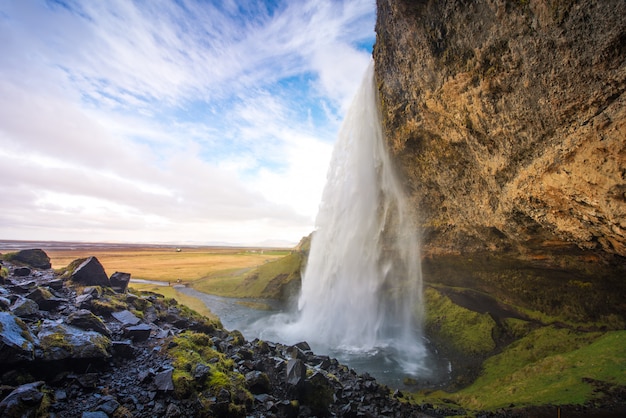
[283,61,425,369]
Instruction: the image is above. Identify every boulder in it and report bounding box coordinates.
[0,311,36,363]
[11,249,51,269]
[26,287,65,311]
[0,381,45,418]
[285,358,306,387]
[12,267,31,277]
[37,321,111,361]
[154,368,175,392]
[10,297,40,318]
[111,310,141,326]
[109,272,131,293]
[125,323,152,342]
[67,309,111,337]
[245,371,271,394]
[71,257,110,287]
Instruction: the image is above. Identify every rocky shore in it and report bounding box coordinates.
[0,249,444,418]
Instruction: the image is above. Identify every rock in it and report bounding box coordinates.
[37,321,111,361]
[193,363,210,383]
[165,402,182,418]
[109,271,131,293]
[245,370,271,394]
[26,287,65,311]
[11,249,51,269]
[12,267,31,277]
[97,396,120,415]
[154,368,174,392]
[111,309,141,326]
[302,371,334,416]
[285,358,306,387]
[0,381,45,418]
[111,340,135,358]
[82,412,108,418]
[76,373,99,388]
[67,309,111,337]
[125,323,151,342]
[71,257,110,287]
[10,297,40,318]
[0,311,36,363]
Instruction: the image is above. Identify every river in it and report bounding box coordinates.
[176,287,452,390]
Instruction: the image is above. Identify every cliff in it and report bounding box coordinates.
[373,0,626,262]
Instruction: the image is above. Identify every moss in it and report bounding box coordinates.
[39,332,73,353]
[0,266,8,279]
[167,331,252,413]
[448,326,614,410]
[424,287,497,355]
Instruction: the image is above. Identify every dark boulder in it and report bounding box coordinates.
[109,272,131,293]
[71,257,110,287]
[0,381,45,418]
[10,297,40,318]
[0,311,36,363]
[37,321,111,361]
[12,267,31,277]
[11,249,51,269]
[26,287,65,311]
[125,323,152,342]
[67,309,111,337]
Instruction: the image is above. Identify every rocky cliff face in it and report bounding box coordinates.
[374,0,626,262]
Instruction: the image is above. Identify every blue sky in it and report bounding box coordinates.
[0,0,376,246]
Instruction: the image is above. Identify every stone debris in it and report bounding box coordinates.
[0,250,440,417]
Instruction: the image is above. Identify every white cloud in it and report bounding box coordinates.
[0,0,376,245]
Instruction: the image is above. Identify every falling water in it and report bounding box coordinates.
[274,61,426,372]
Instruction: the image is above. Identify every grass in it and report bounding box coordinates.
[424,286,497,355]
[418,327,625,411]
[128,283,217,320]
[45,246,285,284]
[193,251,302,299]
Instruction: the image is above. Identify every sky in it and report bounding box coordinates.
[0,0,376,246]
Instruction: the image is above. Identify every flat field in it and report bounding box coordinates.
[0,241,289,318]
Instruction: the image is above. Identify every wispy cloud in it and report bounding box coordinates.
[0,0,375,245]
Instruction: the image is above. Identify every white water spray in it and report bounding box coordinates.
[277,62,425,370]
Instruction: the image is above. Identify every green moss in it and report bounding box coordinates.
[424,287,497,355]
[168,331,252,413]
[0,266,8,279]
[449,327,618,410]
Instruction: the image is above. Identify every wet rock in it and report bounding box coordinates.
[0,381,45,418]
[109,272,131,293]
[26,287,65,311]
[285,358,306,387]
[0,311,36,363]
[154,368,174,392]
[10,297,40,318]
[76,373,99,388]
[302,371,334,416]
[111,340,135,358]
[11,249,51,269]
[13,267,31,277]
[67,309,111,337]
[165,402,182,418]
[125,323,152,342]
[97,396,120,415]
[111,309,141,326]
[71,257,110,287]
[245,370,271,394]
[82,412,108,418]
[193,363,210,383]
[37,321,111,361]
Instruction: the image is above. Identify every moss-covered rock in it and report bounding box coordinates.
[2,249,51,269]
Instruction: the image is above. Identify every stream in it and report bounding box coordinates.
[176,287,452,389]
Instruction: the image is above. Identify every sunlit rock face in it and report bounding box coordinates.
[374,0,626,260]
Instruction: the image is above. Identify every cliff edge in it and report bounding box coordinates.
[374,0,625,261]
